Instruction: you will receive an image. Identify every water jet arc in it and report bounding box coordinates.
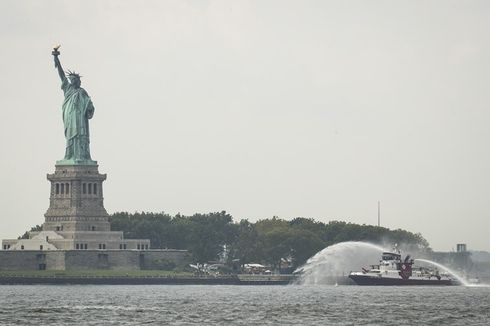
[415,258,468,286]
[295,241,386,285]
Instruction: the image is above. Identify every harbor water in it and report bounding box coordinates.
[0,285,489,325]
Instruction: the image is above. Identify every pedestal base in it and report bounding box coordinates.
[56,159,97,166]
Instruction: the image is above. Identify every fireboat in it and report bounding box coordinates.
[349,249,456,286]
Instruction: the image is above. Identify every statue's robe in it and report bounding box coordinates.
[61,77,94,161]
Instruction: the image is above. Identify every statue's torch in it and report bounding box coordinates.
[52,45,61,67]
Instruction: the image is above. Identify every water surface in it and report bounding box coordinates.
[0,285,488,325]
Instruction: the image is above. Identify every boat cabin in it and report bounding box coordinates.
[381,252,401,262]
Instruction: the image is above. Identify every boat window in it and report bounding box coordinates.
[383,255,398,260]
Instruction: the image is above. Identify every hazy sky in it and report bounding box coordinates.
[1,0,489,251]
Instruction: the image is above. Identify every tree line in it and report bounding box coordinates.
[109,211,431,269]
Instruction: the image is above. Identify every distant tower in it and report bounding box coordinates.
[456,243,467,252]
[455,243,470,272]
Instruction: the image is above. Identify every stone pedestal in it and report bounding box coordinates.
[43,164,110,232]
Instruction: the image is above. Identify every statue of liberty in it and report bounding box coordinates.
[52,46,96,165]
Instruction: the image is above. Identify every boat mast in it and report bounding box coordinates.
[377,201,380,227]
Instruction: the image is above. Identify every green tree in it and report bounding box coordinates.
[185,211,236,263]
[106,212,431,266]
[287,228,325,268]
[229,219,260,264]
[18,225,42,239]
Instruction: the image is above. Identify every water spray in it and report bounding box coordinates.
[415,258,469,286]
[295,241,386,285]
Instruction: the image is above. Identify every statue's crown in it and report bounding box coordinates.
[66,70,82,79]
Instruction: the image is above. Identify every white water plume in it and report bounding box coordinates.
[415,258,469,286]
[295,241,386,285]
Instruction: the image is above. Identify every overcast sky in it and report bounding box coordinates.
[1,0,489,251]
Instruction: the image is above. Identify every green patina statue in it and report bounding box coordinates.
[52,45,96,165]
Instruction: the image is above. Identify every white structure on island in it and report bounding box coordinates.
[2,164,150,252]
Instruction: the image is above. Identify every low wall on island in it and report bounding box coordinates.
[0,274,296,285]
[0,249,190,271]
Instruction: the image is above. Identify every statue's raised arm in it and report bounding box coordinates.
[52,45,66,82]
